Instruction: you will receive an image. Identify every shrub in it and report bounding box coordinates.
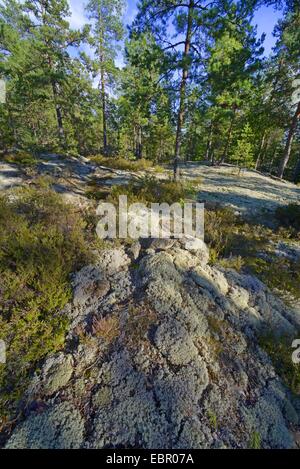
[0,182,92,426]
[275,204,300,235]
[259,333,300,395]
[3,151,37,166]
[91,315,120,344]
[246,256,300,301]
[91,156,155,172]
[108,176,198,206]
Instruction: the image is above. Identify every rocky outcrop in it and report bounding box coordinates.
[5,240,300,449]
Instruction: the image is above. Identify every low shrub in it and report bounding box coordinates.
[275,204,300,235]
[108,176,198,206]
[90,156,155,172]
[3,151,37,166]
[259,333,300,395]
[0,182,92,426]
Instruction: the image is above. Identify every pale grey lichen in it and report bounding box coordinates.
[6,402,85,449]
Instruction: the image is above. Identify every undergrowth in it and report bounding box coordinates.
[90,155,163,172]
[0,179,93,428]
[108,176,199,206]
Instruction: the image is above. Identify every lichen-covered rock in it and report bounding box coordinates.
[5,244,300,449]
[154,319,199,366]
[5,402,84,449]
[28,353,74,397]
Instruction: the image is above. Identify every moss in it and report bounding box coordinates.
[0,182,92,426]
[207,410,218,430]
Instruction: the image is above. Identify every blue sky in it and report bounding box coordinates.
[68,0,283,65]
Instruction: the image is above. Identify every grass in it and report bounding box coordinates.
[0,180,93,428]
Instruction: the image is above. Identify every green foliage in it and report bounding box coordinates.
[259,333,300,395]
[0,182,92,425]
[205,206,300,300]
[231,123,255,169]
[108,176,198,206]
[91,155,155,171]
[247,256,300,301]
[207,410,218,430]
[2,151,37,166]
[249,431,261,449]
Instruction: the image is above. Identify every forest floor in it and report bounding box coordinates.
[1,156,300,222]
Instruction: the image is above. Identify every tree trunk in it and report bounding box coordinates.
[205,122,213,161]
[255,131,266,170]
[293,156,300,183]
[277,101,300,178]
[173,0,194,181]
[136,125,143,159]
[97,2,108,155]
[100,64,108,154]
[219,109,236,164]
[51,80,66,147]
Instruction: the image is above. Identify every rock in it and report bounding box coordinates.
[5,246,300,449]
[41,353,74,396]
[179,236,210,264]
[154,319,199,366]
[95,248,131,274]
[147,238,176,251]
[6,402,84,449]
[127,241,141,260]
[228,285,250,310]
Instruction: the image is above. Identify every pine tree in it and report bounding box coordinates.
[85,0,125,154]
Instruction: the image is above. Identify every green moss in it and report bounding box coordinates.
[0,182,92,427]
[207,410,218,430]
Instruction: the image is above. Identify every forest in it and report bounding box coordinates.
[0,0,299,181]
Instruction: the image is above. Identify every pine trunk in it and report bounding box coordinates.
[51,80,66,147]
[205,122,213,161]
[173,0,194,181]
[219,109,236,164]
[277,101,300,178]
[100,65,108,154]
[255,131,266,170]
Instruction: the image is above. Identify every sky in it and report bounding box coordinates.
[68,0,283,67]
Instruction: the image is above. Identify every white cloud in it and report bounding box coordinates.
[68,0,88,29]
